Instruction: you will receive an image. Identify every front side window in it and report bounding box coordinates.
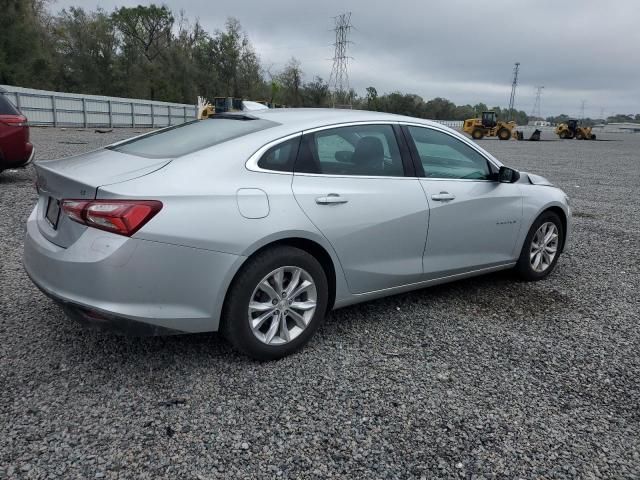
[295,124,405,177]
[407,126,492,180]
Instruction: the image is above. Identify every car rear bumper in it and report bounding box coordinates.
[23,206,243,334]
[29,277,182,336]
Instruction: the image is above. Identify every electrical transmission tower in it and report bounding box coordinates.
[328,12,353,108]
[530,86,544,119]
[507,62,520,121]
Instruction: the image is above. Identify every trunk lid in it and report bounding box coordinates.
[34,149,171,248]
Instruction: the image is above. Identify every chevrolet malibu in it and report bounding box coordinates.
[24,109,570,359]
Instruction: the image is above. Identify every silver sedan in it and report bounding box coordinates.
[23,109,570,359]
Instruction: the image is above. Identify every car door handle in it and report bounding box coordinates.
[431,192,456,201]
[315,194,349,205]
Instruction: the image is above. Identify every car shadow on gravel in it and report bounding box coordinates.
[45,263,576,374]
[325,267,575,327]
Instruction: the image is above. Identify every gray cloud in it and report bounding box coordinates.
[50,0,639,116]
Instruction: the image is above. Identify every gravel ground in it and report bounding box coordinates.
[1,127,639,479]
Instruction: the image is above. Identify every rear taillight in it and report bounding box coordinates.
[0,115,28,127]
[61,199,162,237]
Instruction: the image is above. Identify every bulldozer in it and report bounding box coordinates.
[555,119,596,140]
[463,111,518,140]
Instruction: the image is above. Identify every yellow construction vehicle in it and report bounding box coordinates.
[555,119,596,140]
[197,96,245,119]
[463,111,518,140]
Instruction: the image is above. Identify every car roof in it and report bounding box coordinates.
[245,108,442,133]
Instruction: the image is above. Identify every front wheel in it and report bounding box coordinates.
[515,212,564,281]
[222,246,328,360]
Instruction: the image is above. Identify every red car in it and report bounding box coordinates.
[0,92,34,172]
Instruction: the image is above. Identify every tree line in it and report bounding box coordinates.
[2,1,636,125]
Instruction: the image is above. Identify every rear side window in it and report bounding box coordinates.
[257,137,300,172]
[0,94,20,115]
[108,117,279,159]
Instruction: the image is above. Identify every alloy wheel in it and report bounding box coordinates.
[530,222,559,273]
[248,266,317,345]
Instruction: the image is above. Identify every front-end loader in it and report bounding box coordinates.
[555,119,596,140]
[463,111,518,140]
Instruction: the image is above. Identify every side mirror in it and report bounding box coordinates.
[498,166,520,183]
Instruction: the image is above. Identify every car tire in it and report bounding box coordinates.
[515,211,564,281]
[221,246,329,360]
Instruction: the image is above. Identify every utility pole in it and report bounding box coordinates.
[507,62,520,121]
[328,13,353,108]
[530,86,544,119]
[580,100,586,120]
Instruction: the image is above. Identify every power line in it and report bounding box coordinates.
[507,62,520,121]
[328,12,353,108]
[530,86,544,119]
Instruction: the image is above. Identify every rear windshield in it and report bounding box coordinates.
[108,116,278,158]
[0,94,20,115]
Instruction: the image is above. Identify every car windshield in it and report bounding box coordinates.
[0,94,20,115]
[108,116,279,159]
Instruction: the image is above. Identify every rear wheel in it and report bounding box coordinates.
[559,130,568,139]
[222,246,328,360]
[576,131,585,140]
[591,134,596,140]
[516,211,564,281]
[497,128,511,140]
[472,128,485,140]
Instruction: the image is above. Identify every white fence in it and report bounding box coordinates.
[1,86,472,130]
[433,120,463,129]
[0,85,197,128]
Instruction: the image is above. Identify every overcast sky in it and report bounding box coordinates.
[49,0,639,117]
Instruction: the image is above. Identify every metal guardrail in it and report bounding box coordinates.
[1,86,197,128]
[0,87,472,130]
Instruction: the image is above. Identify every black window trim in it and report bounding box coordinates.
[246,120,500,179]
[400,123,501,181]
